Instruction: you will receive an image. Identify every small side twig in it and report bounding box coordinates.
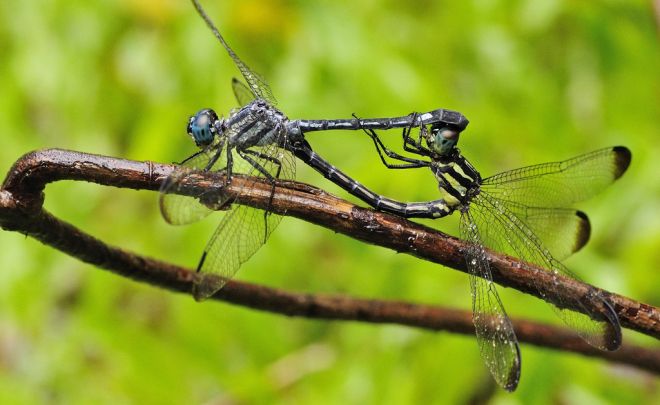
[1,149,659,374]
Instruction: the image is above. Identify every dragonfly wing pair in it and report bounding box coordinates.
[462,146,630,390]
[161,1,293,300]
[190,141,295,300]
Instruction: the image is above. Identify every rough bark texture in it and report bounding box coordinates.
[1,149,658,374]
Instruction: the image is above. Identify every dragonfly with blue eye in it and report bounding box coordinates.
[354,120,630,390]
[160,0,628,391]
[160,0,470,300]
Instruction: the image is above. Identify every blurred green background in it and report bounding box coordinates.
[0,0,658,403]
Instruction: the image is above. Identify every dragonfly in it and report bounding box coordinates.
[355,121,630,390]
[161,0,627,391]
[160,0,471,300]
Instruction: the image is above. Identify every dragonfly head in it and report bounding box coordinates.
[425,126,460,157]
[187,108,222,147]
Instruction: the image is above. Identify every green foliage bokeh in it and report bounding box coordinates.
[0,0,658,403]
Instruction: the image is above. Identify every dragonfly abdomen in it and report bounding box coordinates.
[294,108,469,134]
[293,144,453,218]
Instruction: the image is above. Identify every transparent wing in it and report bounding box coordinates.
[482,146,631,207]
[471,192,622,351]
[193,139,296,300]
[460,210,521,392]
[501,203,591,260]
[192,201,282,300]
[160,148,228,225]
[192,0,277,105]
[232,77,257,106]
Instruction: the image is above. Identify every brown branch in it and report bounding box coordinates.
[1,148,659,374]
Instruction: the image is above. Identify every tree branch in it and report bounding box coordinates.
[1,149,658,374]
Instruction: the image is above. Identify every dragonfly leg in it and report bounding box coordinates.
[238,149,282,243]
[203,138,227,171]
[196,251,208,273]
[352,114,430,169]
[179,149,207,166]
[367,128,429,168]
[403,112,422,150]
[225,144,234,185]
[196,144,234,210]
[240,148,283,180]
[402,116,433,156]
[195,140,229,208]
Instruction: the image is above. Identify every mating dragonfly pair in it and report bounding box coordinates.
[160,0,630,392]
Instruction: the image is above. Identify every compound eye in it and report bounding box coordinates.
[187,108,219,147]
[435,128,459,155]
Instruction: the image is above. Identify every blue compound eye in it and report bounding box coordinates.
[434,128,459,156]
[187,108,219,147]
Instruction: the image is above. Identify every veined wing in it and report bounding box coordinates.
[160,147,229,225]
[232,77,256,106]
[500,202,591,260]
[460,210,521,392]
[482,146,631,208]
[472,192,622,351]
[192,0,277,105]
[193,140,296,300]
[192,199,281,300]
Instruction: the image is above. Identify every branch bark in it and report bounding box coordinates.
[1,149,658,374]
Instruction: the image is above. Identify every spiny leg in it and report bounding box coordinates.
[203,137,227,171]
[352,113,429,169]
[241,149,284,179]
[225,143,234,185]
[366,127,429,168]
[238,149,282,243]
[241,148,283,198]
[196,139,229,206]
[180,149,207,166]
[403,112,423,152]
[402,115,433,156]
[196,251,208,273]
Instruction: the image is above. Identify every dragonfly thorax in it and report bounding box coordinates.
[432,152,482,208]
[187,108,223,147]
[222,100,289,149]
